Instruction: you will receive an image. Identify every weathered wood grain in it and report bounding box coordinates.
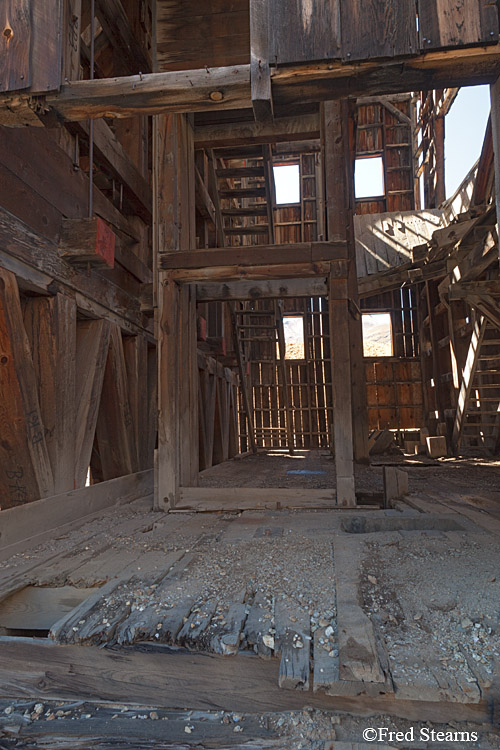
[0,0,31,92]
[0,268,54,508]
[269,0,341,64]
[418,0,499,51]
[341,0,418,61]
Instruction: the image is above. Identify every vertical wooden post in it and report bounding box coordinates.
[434,113,446,206]
[155,113,197,507]
[157,272,180,509]
[490,77,500,263]
[329,263,356,507]
[323,99,369,464]
[250,0,274,123]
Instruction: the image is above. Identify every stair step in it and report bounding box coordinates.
[222,207,268,217]
[236,311,273,316]
[224,226,269,235]
[240,335,277,342]
[478,355,500,360]
[217,167,265,178]
[220,187,266,199]
[238,324,277,329]
[480,339,500,345]
[470,383,500,388]
[466,397,500,402]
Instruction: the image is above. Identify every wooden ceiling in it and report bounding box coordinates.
[156,0,250,72]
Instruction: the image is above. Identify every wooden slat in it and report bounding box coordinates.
[31,0,64,92]
[0,268,54,508]
[0,0,31,92]
[123,335,149,471]
[23,294,77,495]
[418,0,499,51]
[74,320,111,488]
[95,324,137,480]
[341,0,418,61]
[269,0,341,64]
[0,470,153,551]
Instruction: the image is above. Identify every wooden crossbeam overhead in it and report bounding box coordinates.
[26,45,500,123]
[194,114,320,149]
[196,278,329,302]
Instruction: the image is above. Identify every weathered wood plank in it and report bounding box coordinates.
[418,0,499,51]
[341,0,418,61]
[250,0,274,122]
[0,1,31,92]
[31,0,64,92]
[75,319,111,488]
[96,324,137,480]
[0,470,153,551]
[270,0,341,64]
[0,268,54,508]
[23,294,77,495]
[196,278,329,302]
[0,638,488,721]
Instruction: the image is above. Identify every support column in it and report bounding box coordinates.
[323,99,369,464]
[329,263,356,507]
[155,113,197,508]
[490,77,500,263]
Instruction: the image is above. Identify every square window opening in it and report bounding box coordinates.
[273,164,300,205]
[280,315,305,360]
[355,156,385,199]
[362,313,393,357]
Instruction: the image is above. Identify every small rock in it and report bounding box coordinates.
[150,712,159,720]
[367,575,377,585]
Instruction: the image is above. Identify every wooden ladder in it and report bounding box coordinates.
[214,146,275,245]
[230,301,294,454]
[453,318,500,455]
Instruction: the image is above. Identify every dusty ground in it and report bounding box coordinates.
[200,450,385,494]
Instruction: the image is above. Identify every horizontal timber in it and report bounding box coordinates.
[0,470,153,553]
[194,113,320,149]
[34,46,500,121]
[160,242,347,271]
[0,638,489,723]
[167,262,341,283]
[195,277,328,301]
[0,207,152,337]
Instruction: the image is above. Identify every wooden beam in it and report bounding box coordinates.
[123,335,149,472]
[230,303,257,454]
[40,46,500,121]
[0,268,54,507]
[195,165,217,225]
[23,294,77,495]
[194,114,320,149]
[490,75,500,260]
[250,0,274,123]
[452,318,487,451]
[46,66,252,121]
[75,319,111,488]
[0,206,150,336]
[0,638,489,721]
[196,278,329,302]
[96,324,137,480]
[0,470,153,551]
[329,266,356,507]
[168,261,340,284]
[95,0,151,76]
[157,273,180,508]
[69,119,153,222]
[160,241,347,271]
[324,100,369,464]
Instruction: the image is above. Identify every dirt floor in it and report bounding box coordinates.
[199,449,385,493]
[1,459,500,747]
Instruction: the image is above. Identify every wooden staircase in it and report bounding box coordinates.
[230,301,294,453]
[454,319,500,456]
[214,146,275,246]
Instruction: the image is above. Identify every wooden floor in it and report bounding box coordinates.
[0,465,499,746]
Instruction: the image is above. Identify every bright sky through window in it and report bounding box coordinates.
[445,85,490,198]
[355,156,385,199]
[282,316,305,359]
[362,313,393,357]
[273,164,300,204]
